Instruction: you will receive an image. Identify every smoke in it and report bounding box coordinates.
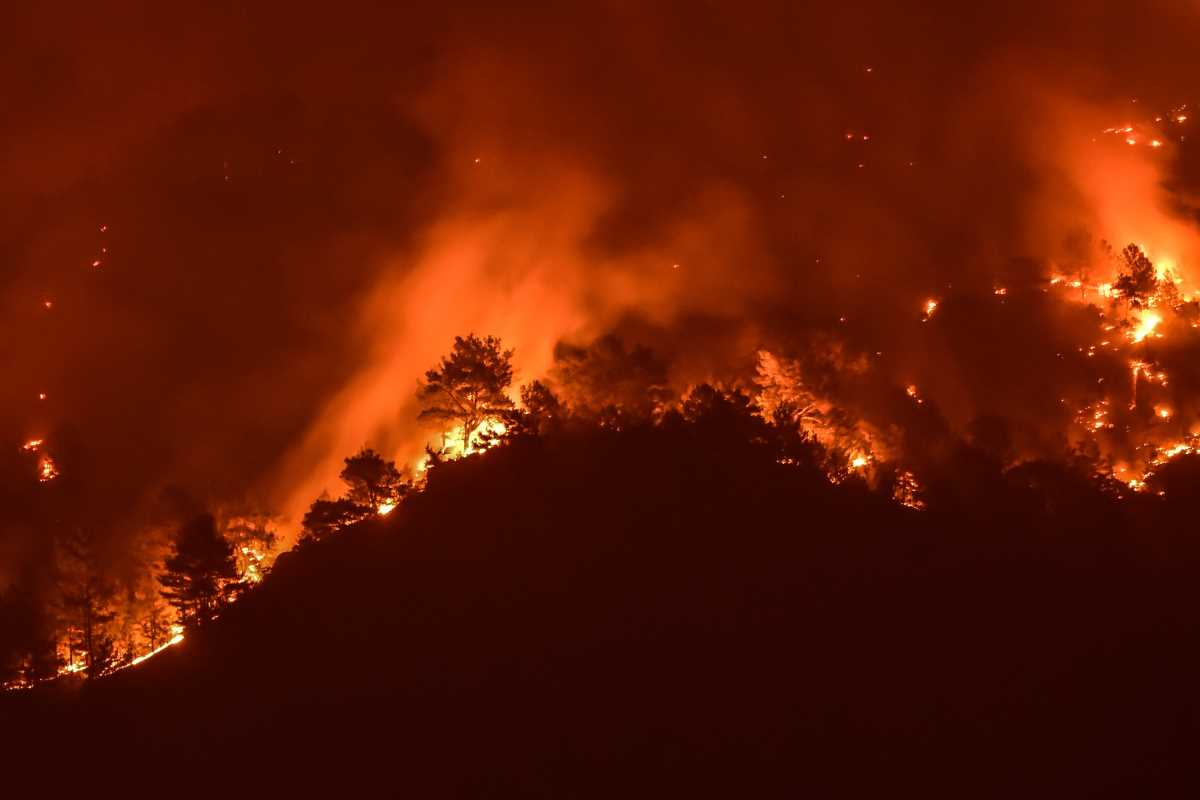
[4,1,1200,564]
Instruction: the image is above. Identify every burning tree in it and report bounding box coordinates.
[56,529,119,678]
[223,511,279,583]
[418,334,515,453]
[300,449,409,541]
[340,448,408,511]
[159,514,237,627]
[139,599,176,651]
[1114,243,1157,309]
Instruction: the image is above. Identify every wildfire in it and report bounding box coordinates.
[892,470,925,510]
[130,629,185,667]
[440,419,508,459]
[38,457,59,482]
[377,501,397,516]
[1129,311,1162,343]
[20,439,59,482]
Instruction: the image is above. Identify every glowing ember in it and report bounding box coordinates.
[130,633,185,667]
[22,439,43,451]
[921,299,938,321]
[1130,311,1162,343]
[892,470,925,510]
[38,456,59,482]
[377,501,397,516]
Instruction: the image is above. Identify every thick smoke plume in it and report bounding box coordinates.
[4,1,1200,566]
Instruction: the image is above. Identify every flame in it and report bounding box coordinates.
[377,501,397,516]
[38,456,59,482]
[130,633,185,667]
[1130,311,1162,343]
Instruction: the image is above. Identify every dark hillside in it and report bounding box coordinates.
[7,423,1200,795]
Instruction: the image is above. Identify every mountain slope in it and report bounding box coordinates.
[8,424,1200,796]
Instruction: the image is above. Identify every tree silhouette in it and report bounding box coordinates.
[549,335,670,426]
[418,334,515,452]
[57,529,118,678]
[300,497,372,542]
[159,514,237,627]
[510,379,563,437]
[340,448,408,509]
[1114,243,1157,308]
[139,599,176,651]
[0,582,59,685]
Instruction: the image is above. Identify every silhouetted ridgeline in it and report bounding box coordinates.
[6,419,1200,795]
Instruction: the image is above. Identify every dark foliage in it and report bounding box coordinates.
[300,497,371,542]
[158,514,237,626]
[339,447,408,509]
[7,401,1200,796]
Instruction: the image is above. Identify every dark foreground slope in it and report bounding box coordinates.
[7,423,1200,795]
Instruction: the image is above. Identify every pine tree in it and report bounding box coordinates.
[418,334,515,452]
[159,514,237,627]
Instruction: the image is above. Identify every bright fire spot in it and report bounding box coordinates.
[38,457,59,483]
[905,384,924,404]
[921,299,938,321]
[441,419,508,459]
[993,287,1007,296]
[37,392,46,401]
[43,300,53,309]
[849,454,870,469]
[130,633,185,667]
[892,470,925,510]
[22,439,43,452]
[377,501,397,516]
[1157,407,1173,420]
[1130,311,1163,343]
[1150,139,1163,148]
